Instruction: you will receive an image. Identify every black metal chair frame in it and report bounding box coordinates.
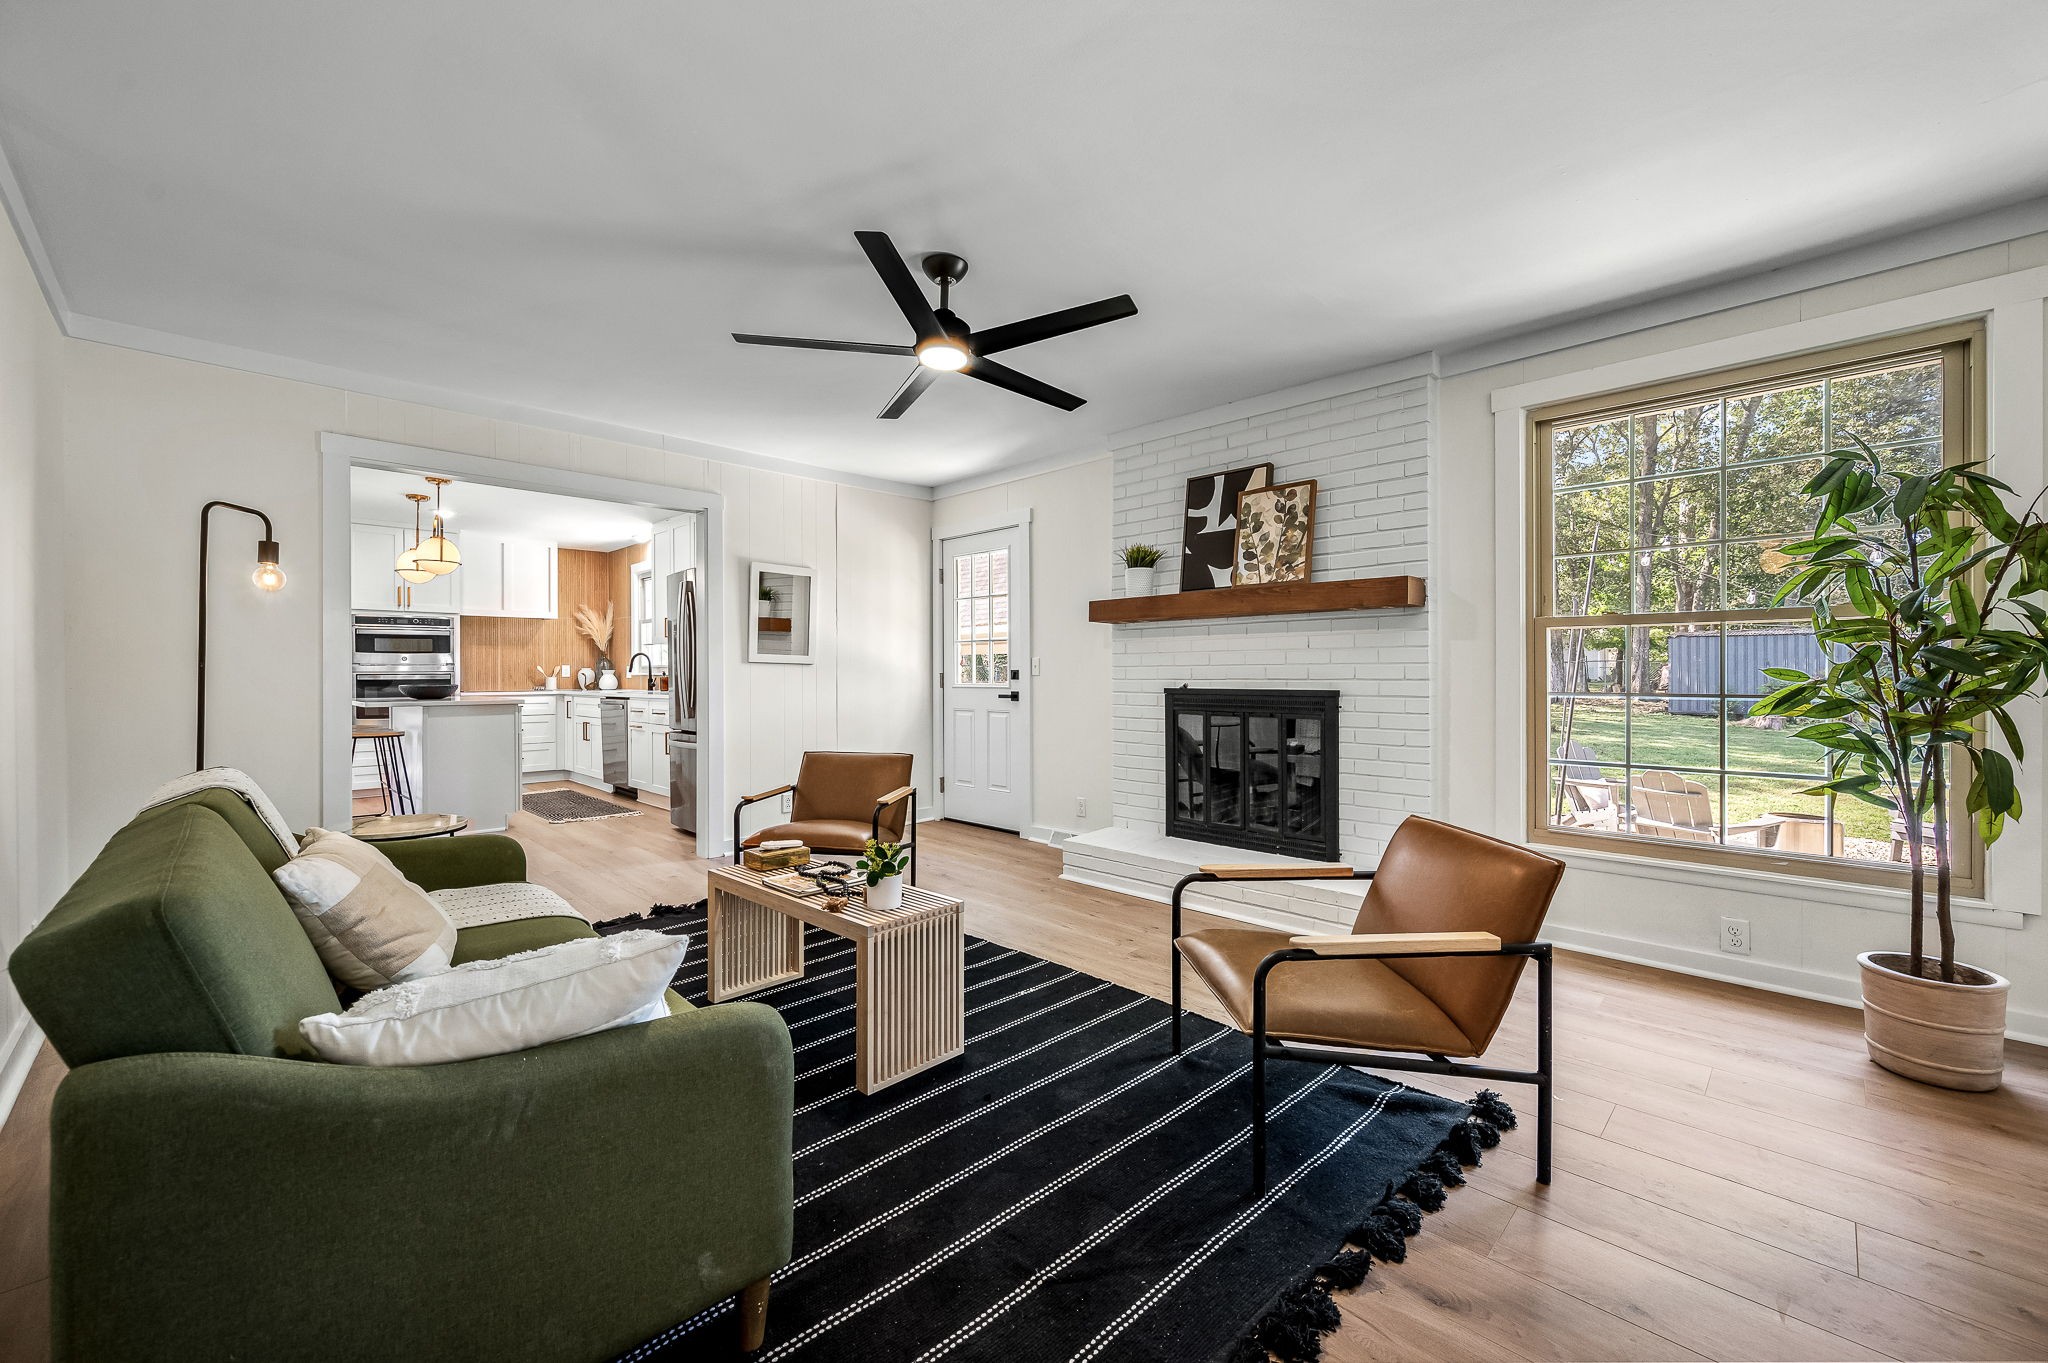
[1169,869,1553,1194]
[732,783,919,883]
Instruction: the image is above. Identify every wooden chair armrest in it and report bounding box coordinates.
[1286,931,1502,957]
[874,785,915,809]
[1196,863,1357,880]
[740,783,794,805]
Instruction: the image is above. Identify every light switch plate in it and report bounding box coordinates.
[1031,657,1042,676]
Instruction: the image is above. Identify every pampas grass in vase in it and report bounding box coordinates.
[573,602,616,670]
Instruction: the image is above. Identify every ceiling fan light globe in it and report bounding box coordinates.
[916,340,970,372]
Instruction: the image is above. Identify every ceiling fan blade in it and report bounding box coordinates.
[854,230,945,345]
[964,356,1085,411]
[732,333,914,356]
[971,294,1137,357]
[877,367,937,420]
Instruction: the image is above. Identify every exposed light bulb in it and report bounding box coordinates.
[253,562,286,592]
[916,339,970,372]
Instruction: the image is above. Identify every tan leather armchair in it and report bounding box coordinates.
[734,751,919,882]
[1171,816,1564,1192]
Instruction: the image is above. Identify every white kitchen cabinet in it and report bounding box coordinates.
[460,532,557,619]
[350,526,404,611]
[627,719,661,792]
[565,699,603,780]
[502,538,555,618]
[519,697,559,775]
[351,522,459,613]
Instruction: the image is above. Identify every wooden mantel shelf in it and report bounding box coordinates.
[1087,575,1426,624]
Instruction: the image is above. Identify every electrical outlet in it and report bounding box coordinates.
[781,792,792,814]
[1719,917,1751,955]
[1075,796,1087,818]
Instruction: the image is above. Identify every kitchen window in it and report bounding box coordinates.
[1528,322,1985,891]
[632,562,663,664]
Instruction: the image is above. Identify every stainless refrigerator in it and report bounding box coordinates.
[665,569,699,834]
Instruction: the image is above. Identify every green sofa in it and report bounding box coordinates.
[9,788,793,1362]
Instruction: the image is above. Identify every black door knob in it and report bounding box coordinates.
[996,690,1020,701]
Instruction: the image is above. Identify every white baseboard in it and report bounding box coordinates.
[0,1015,44,1131]
[1024,824,1082,848]
[1547,924,2048,1047]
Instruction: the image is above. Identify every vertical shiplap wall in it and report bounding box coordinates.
[54,342,933,865]
[1108,373,1436,863]
[0,208,65,1101]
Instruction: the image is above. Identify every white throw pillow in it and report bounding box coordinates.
[272,828,457,990]
[297,929,689,1066]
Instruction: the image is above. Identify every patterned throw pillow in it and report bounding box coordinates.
[272,828,457,990]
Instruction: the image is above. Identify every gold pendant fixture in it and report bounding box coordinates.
[412,475,462,576]
[395,491,436,584]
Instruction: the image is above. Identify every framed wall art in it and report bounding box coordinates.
[1234,479,1316,585]
[1179,462,1272,591]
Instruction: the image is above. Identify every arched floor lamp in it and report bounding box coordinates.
[197,501,286,770]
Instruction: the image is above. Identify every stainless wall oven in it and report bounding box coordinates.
[353,613,456,703]
[353,613,455,672]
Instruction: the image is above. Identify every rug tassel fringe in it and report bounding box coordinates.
[1229,1089,1515,1363]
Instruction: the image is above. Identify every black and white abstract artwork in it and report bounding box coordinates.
[1179,462,1272,591]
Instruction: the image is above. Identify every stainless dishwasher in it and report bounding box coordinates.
[600,696,630,793]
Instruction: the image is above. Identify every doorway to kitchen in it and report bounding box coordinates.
[319,435,726,852]
[935,520,1031,833]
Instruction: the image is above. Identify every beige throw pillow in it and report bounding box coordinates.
[273,828,457,990]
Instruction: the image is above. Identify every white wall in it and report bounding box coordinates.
[1107,372,1435,864]
[1436,233,2048,1042]
[0,206,66,1106]
[933,457,1115,841]
[55,342,933,871]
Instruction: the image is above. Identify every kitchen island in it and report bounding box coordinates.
[369,697,522,833]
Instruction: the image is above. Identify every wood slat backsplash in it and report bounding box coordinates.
[459,548,615,692]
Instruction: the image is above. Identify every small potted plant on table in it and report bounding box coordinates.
[856,837,911,912]
[1754,440,2047,1091]
[1120,543,1163,597]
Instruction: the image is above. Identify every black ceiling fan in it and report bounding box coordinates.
[732,230,1137,419]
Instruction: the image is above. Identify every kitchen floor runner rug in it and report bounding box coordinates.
[599,903,1513,1363]
[520,790,642,823]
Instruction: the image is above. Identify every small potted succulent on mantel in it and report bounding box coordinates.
[856,837,911,912]
[1754,440,2048,1091]
[1120,543,1163,597]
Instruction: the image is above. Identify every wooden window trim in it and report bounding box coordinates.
[1526,321,1988,894]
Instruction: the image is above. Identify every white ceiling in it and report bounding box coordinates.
[5,2,2048,489]
[351,466,659,550]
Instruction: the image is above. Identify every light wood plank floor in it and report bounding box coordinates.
[4,804,2045,1362]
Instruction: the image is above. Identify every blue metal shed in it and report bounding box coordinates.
[1667,629,1826,716]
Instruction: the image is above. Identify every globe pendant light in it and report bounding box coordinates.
[413,476,462,576]
[395,492,435,584]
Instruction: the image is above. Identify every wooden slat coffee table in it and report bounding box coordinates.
[705,866,965,1094]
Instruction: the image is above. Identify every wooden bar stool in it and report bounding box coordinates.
[351,726,413,816]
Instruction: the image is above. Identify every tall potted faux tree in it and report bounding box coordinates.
[1753,441,2048,1090]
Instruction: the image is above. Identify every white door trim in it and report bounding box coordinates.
[318,433,730,852]
[930,511,1032,828]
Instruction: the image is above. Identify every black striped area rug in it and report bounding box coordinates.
[600,903,1513,1363]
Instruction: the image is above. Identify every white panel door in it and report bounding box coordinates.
[939,527,1029,832]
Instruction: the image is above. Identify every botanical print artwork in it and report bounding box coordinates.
[1235,480,1316,584]
[1180,463,1273,591]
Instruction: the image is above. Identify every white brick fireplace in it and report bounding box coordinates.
[1060,367,1437,930]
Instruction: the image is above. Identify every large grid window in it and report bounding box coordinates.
[1529,323,1983,888]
